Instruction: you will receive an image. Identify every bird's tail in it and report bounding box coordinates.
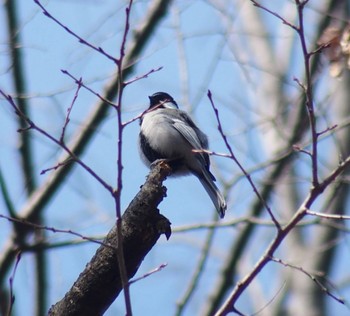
[198,170,227,218]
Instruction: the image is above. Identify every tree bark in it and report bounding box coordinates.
[48,161,172,315]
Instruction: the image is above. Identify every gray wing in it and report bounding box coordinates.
[172,118,203,149]
[171,116,211,172]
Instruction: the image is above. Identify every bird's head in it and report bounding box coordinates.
[148,92,178,110]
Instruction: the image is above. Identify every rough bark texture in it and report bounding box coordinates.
[48,161,172,315]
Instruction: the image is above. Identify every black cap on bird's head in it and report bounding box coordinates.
[148,92,178,109]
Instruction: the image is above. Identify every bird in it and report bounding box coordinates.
[138,92,227,218]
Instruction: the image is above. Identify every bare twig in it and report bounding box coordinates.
[270,256,344,304]
[0,213,113,249]
[250,0,298,31]
[34,0,118,64]
[213,1,350,314]
[294,0,320,187]
[7,252,21,316]
[0,0,174,293]
[40,159,73,175]
[123,66,163,86]
[0,91,115,194]
[112,1,135,314]
[207,90,281,230]
[122,101,167,127]
[306,210,350,220]
[60,78,82,143]
[173,216,318,233]
[61,70,118,108]
[215,188,332,314]
[129,263,167,285]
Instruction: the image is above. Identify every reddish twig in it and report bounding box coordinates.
[111,1,135,314]
[294,0,320,187]
[122,100,170,127]
[270,256,344,304]
[7,252,21,316]
[250,0,298,31]
[34,0,118,64]
[250,0,320,187]
[128,263,167,285]
[40,159,73,175]
[124,66,163,86]
[207,90,281,230]
[292,144,312,157]
[0,213,113,249]
[60,78,82,143]
[61,70,118,109]
[0,1,175,311]
[213,1,350,314]
[317,124,338,137]
[0,91,115,195]
[214,192,310,315]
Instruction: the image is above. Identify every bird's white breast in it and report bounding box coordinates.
[141,109,192,157]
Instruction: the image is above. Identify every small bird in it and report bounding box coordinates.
[139,92,227,218]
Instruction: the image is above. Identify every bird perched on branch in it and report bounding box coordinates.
[139,92,226,218]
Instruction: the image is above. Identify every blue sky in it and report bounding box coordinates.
[1,0,349,315]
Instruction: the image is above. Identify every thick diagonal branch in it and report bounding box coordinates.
[48,161,172,316]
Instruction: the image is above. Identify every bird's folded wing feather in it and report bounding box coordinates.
[172,118,208,166]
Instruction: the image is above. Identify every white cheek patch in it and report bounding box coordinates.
[163,101,178,109]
